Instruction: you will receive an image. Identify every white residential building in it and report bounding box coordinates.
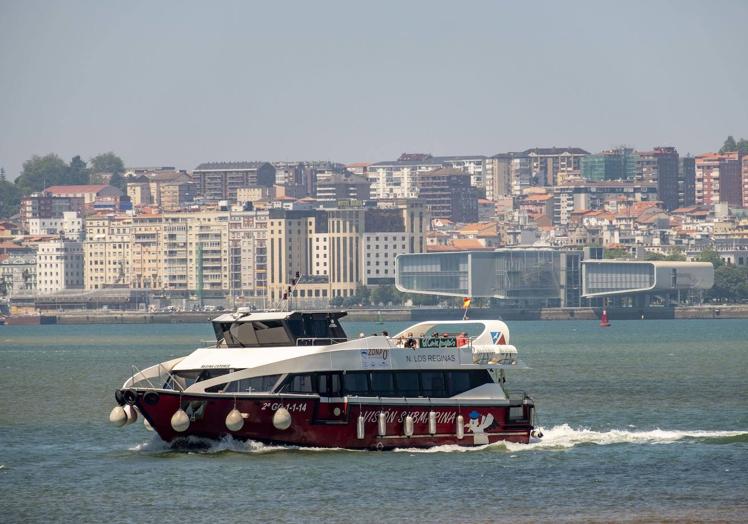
[35,240,84,294]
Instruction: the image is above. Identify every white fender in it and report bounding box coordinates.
[403,415,414,437]
[377,412,387,437]
[124,404,138,425]
[428,411,437,435]
[272,407,292,430]
[356,415,365,440]
[456,415,464,440]
[225,408,244,432]
[109,406,127,427]
[170,409,190,432]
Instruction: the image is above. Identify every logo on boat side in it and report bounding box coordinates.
[490,331,506,345]
[360,347,391,369]
[466,410,495,445]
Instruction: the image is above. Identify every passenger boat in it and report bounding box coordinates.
[109,309,538,449]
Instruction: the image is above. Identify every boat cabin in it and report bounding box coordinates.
[211,310,348,348]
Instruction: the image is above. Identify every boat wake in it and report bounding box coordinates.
[395,424,748,453]
[129,435,352,455]
[129,425,747,455]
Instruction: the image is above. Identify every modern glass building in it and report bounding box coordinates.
[396,250,713,307]
[396,249,582,307]
[581,148,639,181]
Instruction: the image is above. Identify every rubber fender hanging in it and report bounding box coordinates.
[143,391,160,405]
[123,389,138,405]
[114,389,125,406]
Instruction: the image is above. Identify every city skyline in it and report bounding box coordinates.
[2,1,748,179]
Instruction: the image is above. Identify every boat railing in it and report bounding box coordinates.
[127,363,184,392]
[296,337,348,346]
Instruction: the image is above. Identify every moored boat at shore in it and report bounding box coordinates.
[110,309,538,449]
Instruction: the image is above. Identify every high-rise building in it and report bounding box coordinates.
[315,173,371,202]
[84,216,132,290]
[679,157,696,207]
[581,148,639,181]
[637,147,679,211]
[695,152,740,207]
[416,168,479,223]
[193,162,276,202]
[486,154,513,200]
[524,147,589,186]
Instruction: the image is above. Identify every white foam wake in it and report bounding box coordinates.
[394,424,748,453]
[504,424,747,452]
[129,434,351,454]
[129,425,747,455]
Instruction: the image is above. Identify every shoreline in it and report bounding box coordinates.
[3,305,748,324]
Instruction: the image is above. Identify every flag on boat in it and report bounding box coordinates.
[463,297,471,309]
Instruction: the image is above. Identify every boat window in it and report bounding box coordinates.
[343,371,369,395]
[228,322,259,347]
[213,320,293,347]
[318,373,343,396]
[254,320,292,346]
[235,374,281,393]
[395,371,420,397]
[281,374,315,394]
[446,370,492,396]
[370,372,395,396]
[196,369,233,382]
[421,371,447,397]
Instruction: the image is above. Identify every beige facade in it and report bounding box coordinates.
[267,203,428,306]
[84,216,132,290]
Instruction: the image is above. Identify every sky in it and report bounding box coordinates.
[1,0,747,179]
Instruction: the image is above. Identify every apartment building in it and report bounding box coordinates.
[27,211,83,240]
[267,202,428,305]
[315,173,371,202]
[36,239,84,294]
[695,152,740,207]
[636,147,680,211]
[83,216,132,290]
[192,162,276,202]
[228,209,269,298]
[524,147,589,186]
[416,168,479,223]
[553,181,658,226]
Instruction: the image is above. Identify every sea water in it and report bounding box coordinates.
[0,319,746,522]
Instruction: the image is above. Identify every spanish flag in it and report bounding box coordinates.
[463,297,472,309]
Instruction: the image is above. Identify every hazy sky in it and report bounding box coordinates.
[1,0,747,179]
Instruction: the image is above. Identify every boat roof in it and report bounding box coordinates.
[211,310,347,323]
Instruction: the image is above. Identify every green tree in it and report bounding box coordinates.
[706,265,748,302]
[719,136,748,156]
[739,139,748,156]
[90,152,125,175]
[696,247,723,268]
[719,135,737,153]
[14,154,70,194]
[90,152,126,189]
[0,180,22,218]
[370,285,397,305]
[68,155,90,185]
[664,251,687,261]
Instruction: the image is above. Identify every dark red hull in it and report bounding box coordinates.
[127,390,533,449]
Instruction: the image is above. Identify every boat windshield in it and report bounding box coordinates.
[213,312,348,348]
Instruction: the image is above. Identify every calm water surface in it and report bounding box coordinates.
[1,319,747,522]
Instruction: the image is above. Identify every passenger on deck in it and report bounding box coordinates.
[404,332,417,349]
[456,332,469,347]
